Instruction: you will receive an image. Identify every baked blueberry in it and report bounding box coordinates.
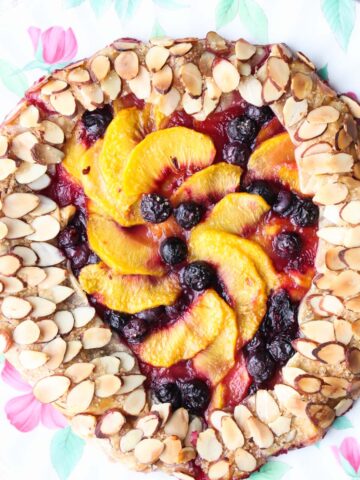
[180,379,210,414]
[154,382,182,410]
[182,261,215,291]
[222,142,250,167]
[273,190,295,216]
[262,290,298,337]
[226,116,258,143]
[160,237,188,265]
[82,105,113,144]
[103,309,131,331]
[66,244,90,271]
[141,193,172,223]
[290,199,319,227]
[246,350,275,384]
[273,232,302,258]
[246,180,277,205]
[57,226,80,248]
[122,318,149,344]
[174,201,203,230]
[268,336,294,364]
[245,105,274,124]
[136,306,166,323]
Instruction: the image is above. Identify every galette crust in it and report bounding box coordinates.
[0,32,360,479]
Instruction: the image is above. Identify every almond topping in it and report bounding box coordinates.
[306,403,335,429]
[134,439,164,465]
[128,66,151,100]
[295,120,327,141]
[150,36,174,47]
[65,363,95,383]
[96,410,125,437]
[90,55,110,81]
[346,296,360,312]
[13,320,40,345]
[145,46,169,72]
[71,414,96,438]
[27,215,60,241]
[208,460,230,480]
[50,90,76,116]
[28,173,51,190]
[12,131,38,163]
[54,311,74,336]
[31,242,64,266]
[30,195,57,216]
[151,402,171,427]
[334,318,353,345]
[63,340,82,363]
[180,62,202,97]
[3,193,39,218]
[15,162,47,184]
[334,398,353,417]
[197,429,223,462]
[295,374,322,394]
[220,415,244,450]
[235,448,257,472]
[157,87,180,116]
[267,56,289,90]
[114,51,139,80]
[0,222,8,240]
[335,127,353,150]
[210,410,230,430]
[346,347,360,374]
[199,52,216,76]
[160,436,182,464]
[320,295,344,315]
[238,76,263,107]
[0,254,21,276]
[255,390,281,423]
[0,158,16,181]
[182,92,202,114]
[67,380,95,414]
[38,267,66,289]
[100,71,121,100]
[301,320,335,343]
[313,342,345,364]
[152,65,173,94]
[19,350,48,369]
[235,39,256,60]
[307,105,340,124]
[82,327,111,349]
[262,78,284,104]
[341,94,360,119]
[36,319,58,343]
[291,72,313,100]
[164,408,189,440]
[212,58,239,93]
[73,306,96,328]
[313,182,348,206]
[43,337,66,369]
[33,375,70,403]
[136,414,160,438]
[95,374,121,398]
[67,67,90,83]
[120,429,143,452]
[233,404,252,437]
[268,416,291,436]
[0,329,12,353]
[247,416,274,449]
[283,97,308,127]
[169,42,193,56]
[27,296,56,318]
[118,374,146,394]
[206,31,227,52]
[2,217,34,239]
[282,366,306,387]
[292,338,318,359]
[123,388,146,415]
[91,356,120,375]
[340,201,360,225]
[0,135,8,156]
[2,296,32,319]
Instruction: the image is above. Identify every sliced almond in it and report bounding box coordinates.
[96,410,125,438]
[301,320,335,343]
[208,460,230,480]
[238,76,263,107]
[100,71,121,100]
[50,90,76,116]
[180,62,202,97]
[136,413,160,438]
[234,448,257,472]
[157,87,180,116]
[2,217,34,239]
[182,92,202,114]
[308,294,329,317]
[71,414,96,438]
[262,78,284,103]
[346,296,360,312]
[340,201,360,225]
[31,143,64,165]
[63,340,82,363]
[39,285,73,304]
[15,162,47,184]
[19,350,48,369]
[123,388,146,415]
[164,408,189,440]
[95,374,121,398]
[0,158,16,181]
[68,67,90,83]
[13,320,40,344]
[291,72,313,100]
[341,94,360,119]
[334,319,352,345]
[3,193,39,218]
[159,436,182,464]
[91,356,120,375]
[128,66,151,100]
[145,46,169,72]
[255,390,280,424]
[313,182,348,206]
[295,120,327,141]
[118,374,145,394]
[334,398,353,417]
[31,242,64,267]
[199,51,216,76]
[220,416,244,450]
[282,366,306,387]
[12,132,37,163]
[114,51,139,80]
[212,58,239,93]
[120,429,144,452]
[267,56,289,90]
[28,173,51,190]
[2,295,32,319]
[67,380,95,414]
[169,42,193,56]
[0,221,8,240]
[197,429,223,462]
[335,126,353,150]
[0,275,24,294]
[352,318,360,337]
[307,105,340,124]
[0,135,9,156]
[82,327,111,349]
[233,404,252,438]
[206,31,227,52]
[247,416,274,449]
[268,416,291,436]
[151,402,171,427]
[317,226,347,245]
[344,226,360,248]
[33,375,70,403]
[40,121,65,145]
[292,338,318,359]
[306,403,335,429]
[38,267,66,289]
[320,295,344,316]
[313,341,345,364]
[74,83,104,110]
[19,105,39,127]
[65,362,94,384]
[0,254,21,276]
[134,438,164,465]
[43,337,66,369]
[295,374,322,394]
[210,410,230,430]
[235,39,256,60]
[17,266,44,287]
[41,79,68,95]
[30,195,57,217]
[283,97,308,127]
[26,296,56,318]
[300,152,353,175]
[90,55,110,81]
[152,65,173,94]
[150,36,174,47]
[346,347,360,374]
[36,319,58,343]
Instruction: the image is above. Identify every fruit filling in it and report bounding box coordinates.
[44,93,319,418]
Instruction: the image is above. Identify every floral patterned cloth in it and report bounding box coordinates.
[0,1,360,479]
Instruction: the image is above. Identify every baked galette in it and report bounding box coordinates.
[1,32,360,480]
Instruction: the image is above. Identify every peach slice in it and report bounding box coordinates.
[121,127,216,197]
[138,290,230,367]
[87,213,164,276]
[197,192,270,236]
[171,163,242,206]
[247,132,300,192]
[62,135,86,184]
[79,262,181,314]
[189,228,267,343]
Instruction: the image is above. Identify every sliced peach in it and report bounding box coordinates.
[79,262,181,313]
[171,163,242,206]
[189,228,267,343]
[197,192,270,236]
[138,290,230,367]
[248,132,300,192]
[62,135,86,184]
[193,300,238,385]
[121,127,216,197]
[87,213,164,276]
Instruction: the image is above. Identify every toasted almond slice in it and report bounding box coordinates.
[68,67,90,83]
[295,374,322,394]
[307,294,329,317]
[40,285,74,304]
[41,121,65,145]
[283,97,308,127]
[247,416,274,449]
[0,254,21,276]
[307,105,340,124]
[317,226,347,246]
[169,42,193,56]
[0,135,8,156]
[65,362,95,383]
[63,340,82,363]
[306,403,335,429]
[182,92,202,114]
[2,217,34,239]
[334,398,353,417]
[152,65,173,94]
[208,460,230,480]
[291,72,313,100]
[3,193,39,218]
[128,66,151,100]
[313,182,348,206]
[352,318,360,337]
[262,78,284,103]
[295,120,327,141]
[0,158,16,181]
[114,51,139,80]
[30,242,64,267]
[320,295,344,315]
[19,350,48,369]
[313,342,345,364]
[292,338,318,359]
[346,347,360,374]
[118,374,146,394]
[150,36,174,47]
[90,55,110,81]
[36,319,57,344]
[331,270,360,297]
[235,39,256,60]
[0,222,8,240]
[164,408,189,440]
[220,416,244,450]
[335,126,353,150]
[233,405,252,438]
[33,375,70,403]
[282,366,306,387]
[67,380,95,414]
[95,374,121,398]
[210,410,230,431]
[100,71,121,100]
[82,327,111,349]
[238,76,263,107]
[18,267,46,287]
[197,429,222,462]
[12,132,38,163]
[341,94,360,118]
[27,215,60,241]
[42,336,66,369]
[0,275,24,294]
[41,79,68,95]
[135,414,160,439]
[13,320,40,344]
[199,51,216,76]
[268,416,291,436]
[274,383,301,405]
[301,320,335,343]
[91,356,120,375]
[50,90,76,116]
[300,152,353,175]
[31,143,64,165]
[74,83,104,110]
[120,428,144,452]
[184,417,202,447]
[2,295,32,319]
[234,448,257,472]
[267,56,289,90]
[15,162,47,184]
[340,201,360,225]
[180,62,202,97]
[346,296,360,312]
[238,61,251,76]
[72,306,96,328]
[151,403,172,427]
[145,46,169,72]
[123,388,146,415]
[344,226,360,248]
[255,390,280,424]
[27,296,56,318]
[38,267,66,289]
[157,87,180,116]
[159,436,182,464]
[134,438,164,465]
[28,173,51,191]
[205,31,227,51]
[96,410,125,437]
[72,414,97,438]
[212,58,239,93]
[19,105,39,128]
[113,39,139,50]
[30,195,57,217]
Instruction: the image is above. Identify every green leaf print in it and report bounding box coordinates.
[50,427,85,480]
[321,0,355,50]
[90,0,113,15]
[333,416,353,430]
[0,60,28,97]
[238,0,268,43]
[215,0,239,29]
[114,0,143,20]
[153,0,188,9]
[318,64,329,81]
[151,19,166,37]
[250,460,291,480]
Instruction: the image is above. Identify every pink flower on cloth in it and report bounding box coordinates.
[28,26,78,64]
[332,437,360,477]
[1,360,67,432]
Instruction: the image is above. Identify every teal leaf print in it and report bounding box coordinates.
[50,427,85,480]
[318,64,329,81]
[333,416,353,430]
[90,0,113,15]
[216,0,239,29]
[238,0,268,43]
[321,0,355,50]
[153,0,188,9]
[65,0,85,7]
[115,0,142,20]
[0,60,28,97]
[251,460,291,480]
[152,19,166,37]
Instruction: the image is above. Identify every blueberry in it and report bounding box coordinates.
[182,261,215,291]
[82,105,113,144]
[165,294,191,319]
[222,142,250,167]
[103,309,131,332]
[154,382,182,410]
[57,226,80,249]
[262,290,298,337]
[246,180,277,205]
[174,201,203,230]
[87,251,101,265]
[245,105,274,124]
[179,379,210,414]
[122,318,149,343]
[136,306,166,323]
[141,193,172,223]
[227,116,258,143]
[290,199,319,227]
[268,336,294,364]
[66,245,90,271]
[246,350,275,384]
[160,237,188,265]
[244,331,265,354]
[273,190,295,216]
[273,232,302,259]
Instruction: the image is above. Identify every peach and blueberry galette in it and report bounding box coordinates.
[1,32,360,480]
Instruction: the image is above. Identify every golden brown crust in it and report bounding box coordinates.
[0,32,360,479]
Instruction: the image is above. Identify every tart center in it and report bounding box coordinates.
[48,94,319,415]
